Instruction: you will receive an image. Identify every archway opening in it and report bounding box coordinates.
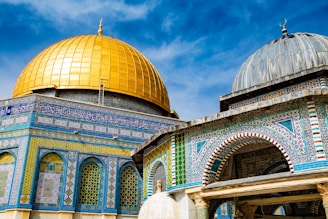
[206,137,324,219]
[219,143,289,181]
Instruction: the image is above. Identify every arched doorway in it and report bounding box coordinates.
[202,134,325,219]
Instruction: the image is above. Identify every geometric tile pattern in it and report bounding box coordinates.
[79,161,101,205]
[34,153,64,206]
[35,173,61,205]
[76,157,104,211]
[186,109,305,184]
[202,132,294,185]
[230,78,320,109]
[64,152,77,206]
[170,135,176,186]
[21,135,130,199]
[10,136,28,205]
[35,99,181,140]
[118,163,140,215]
[277,119,294,134]
[175,134,185,185]
[307,99,325,160]
[0,153,15,205]
[119,166,138,208]
[107,158,117,208]
[146,160,166,197]
[144,140,170,198]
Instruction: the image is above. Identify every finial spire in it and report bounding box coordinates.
[279,18,288,37]
[98,18,103,36]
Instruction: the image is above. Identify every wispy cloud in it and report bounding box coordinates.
[3,0,160,26]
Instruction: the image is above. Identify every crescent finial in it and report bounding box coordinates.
[98,18,103,36]
[279,18,288,37]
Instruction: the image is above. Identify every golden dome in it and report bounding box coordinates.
[12,35,170,112]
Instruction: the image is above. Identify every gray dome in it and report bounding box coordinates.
[232,33,328,93]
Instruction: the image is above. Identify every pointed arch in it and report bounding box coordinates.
[202,133,294,185]
[34,152,64,208]
[76,157,104,211]
[117,162,141,215]
[0,152,15,206]
[147,159,166,196]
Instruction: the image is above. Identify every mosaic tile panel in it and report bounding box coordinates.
[307,100,325,160]
[0,102,35,117]
[35,101,176,131]
[21,133,131,199]
[320,101,328,159]
[235,147,288,178]
[77,158,104,211]
[35,173,61,204]
[64,151,77,206]
[230,78,321,109]
[170,135,176,186]
[79,162,101,205]
[144,140,171,198]
[0,138,20,148]
[175,134,186,185]
[152,163,166,194]
[34,153,64,206]
[185,108,308,183]
[107,158,117,208]
[0,153,15,205]
[8,136,28,205]
[118,164,140,214]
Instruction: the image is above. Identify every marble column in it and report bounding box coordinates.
[193,193,209,219]
[317,182,328,219]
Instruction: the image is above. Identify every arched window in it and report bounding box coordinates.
[152,162,166,194]
[77,158,103,210]
[0,152,15,206]
[34,152,64,208]
[118,163,140,215]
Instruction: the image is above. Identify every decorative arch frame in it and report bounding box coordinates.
[39,150,66,164]
[76,156,105,211]
[33,151,65,209]
[0,151,16,206]
[147,159,167,197]
[78,155,107,169]
[116,161,142,215]
[202,132,294,185]
[0,150,17,161]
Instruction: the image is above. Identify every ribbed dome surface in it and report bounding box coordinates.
[138,192,179,219]
[12,35,170,112]
[232,33,328,92]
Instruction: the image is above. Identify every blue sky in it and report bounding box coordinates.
[0,1,328,121]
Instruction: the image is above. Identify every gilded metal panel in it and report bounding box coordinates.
[13,35,170,112]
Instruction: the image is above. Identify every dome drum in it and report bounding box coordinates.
[35,88,171,116]
[220,65,328,111]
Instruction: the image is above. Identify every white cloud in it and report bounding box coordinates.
[3,0,160,26]
[161,13,178,33]
[141,36,243,120]
[144,37,197,61]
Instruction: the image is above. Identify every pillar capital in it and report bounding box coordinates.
[317,182,328,218]
[193,193,209,208]
[185,187,209,219]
